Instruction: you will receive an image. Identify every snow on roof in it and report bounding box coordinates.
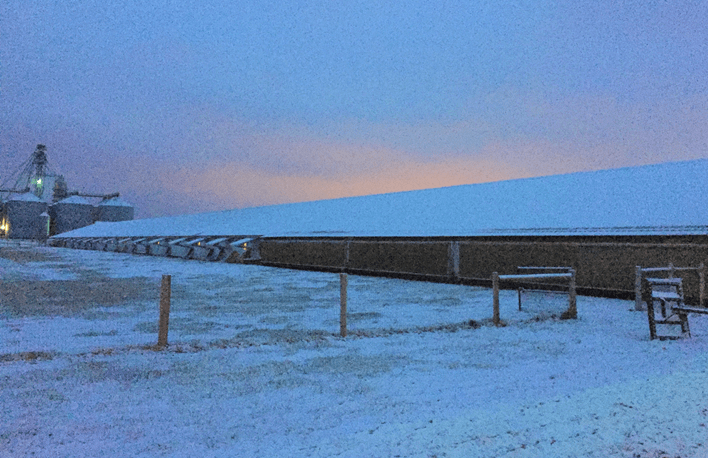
[53,159,708,238]
[98,197,133,207]
[55,195,92,206]
[7,192,42,202]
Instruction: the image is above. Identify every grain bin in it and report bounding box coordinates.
[50,195,94,235]
[96,197,134,222]
[3,192,49,239]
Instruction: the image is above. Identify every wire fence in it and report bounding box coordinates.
[1,245,569,358]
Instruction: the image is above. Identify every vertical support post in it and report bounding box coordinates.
[699,263,705,308]
[492,272,500,326]
[344,240,350,270]
[635,266,644,311]
[644,280,657,340]
[340,273,348,337]
[668,262,674,279]
[447,241,460,279]
[567,268,577,319]
[158,274,171,348]
[517,287,522,311]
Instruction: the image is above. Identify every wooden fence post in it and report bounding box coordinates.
[340,273,348,337]
[158,274,171,348]
[635,266,644,311]
[492,272,500,326]
[567,268,577,319]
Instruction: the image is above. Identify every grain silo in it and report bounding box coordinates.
[50,195,94,235]
[3,146,135,233]
[3,192,49,239]
[96,196,134,222]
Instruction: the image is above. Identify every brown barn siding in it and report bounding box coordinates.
[347,241,449,276]
[259,240,347,268]
[258,236,708,304]
[53,234,708,304]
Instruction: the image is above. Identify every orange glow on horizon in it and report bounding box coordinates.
[158,137,624,212]
[96,131,706,218]
[162,155,540,211]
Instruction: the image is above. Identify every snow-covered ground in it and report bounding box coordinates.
[2,242,708,457]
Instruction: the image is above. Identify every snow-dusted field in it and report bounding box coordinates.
[2,242,708,457]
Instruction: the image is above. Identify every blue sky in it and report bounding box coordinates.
[2,1,707,218]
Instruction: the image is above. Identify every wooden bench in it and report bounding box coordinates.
[492,267,576,325]
[643,277,708,340]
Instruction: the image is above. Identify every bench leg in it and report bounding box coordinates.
[647,301,658,340]
[680,312,691,337]
[518,287,522,311]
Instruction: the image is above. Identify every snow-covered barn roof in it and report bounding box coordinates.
[54,195,91,206]
[97,197,133,207]
[53,159,708,238]
[7,192,43,202]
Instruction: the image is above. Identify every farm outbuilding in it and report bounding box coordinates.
[50,159,708,303]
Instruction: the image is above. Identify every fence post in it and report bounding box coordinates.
[668,262,674,279]
[567,268,577,319]
[492,272,500,326]
[340,273,348,337]
[158,274,171,348]
[635,266,644,311]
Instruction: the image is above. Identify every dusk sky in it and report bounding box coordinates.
[2,1,707,218]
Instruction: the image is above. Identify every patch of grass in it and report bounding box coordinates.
[90,348,116,356]
[75,329,118,338]
[0,351,56,363]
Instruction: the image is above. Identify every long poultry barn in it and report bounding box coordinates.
[49,159,708,304]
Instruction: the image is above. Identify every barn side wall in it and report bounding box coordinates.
[258,236,708,304]
[50,234,708,304]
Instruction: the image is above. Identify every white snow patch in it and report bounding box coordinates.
[54,195,91,205]
[7,192,42,202]
[2,246,708,456]
[98,197,133,207]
